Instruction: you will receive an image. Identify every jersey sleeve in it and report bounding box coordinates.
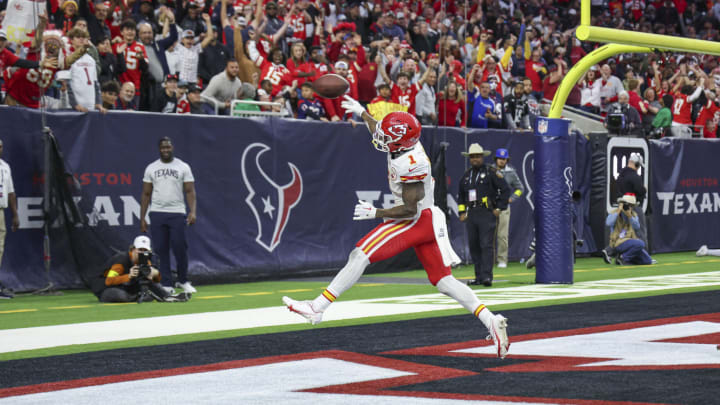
[391,152,430,184]
[1,50,20,67]
[182,162,195,182]
[6,165,14,194]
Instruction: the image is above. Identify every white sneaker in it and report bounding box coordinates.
[497,262,507,268]
[162,286,175,295]
[697,245,709,257]
[486,314,510,359]
[175,281,197,293]
[282,296,323,325]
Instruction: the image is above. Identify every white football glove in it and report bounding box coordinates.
[341,95,365,116]
[353,200,377,220]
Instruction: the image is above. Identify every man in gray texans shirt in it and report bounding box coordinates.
[492,148,524,268]
[140,137,198,294]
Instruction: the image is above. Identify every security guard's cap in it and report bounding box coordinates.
[462,143,491,157]
[495,148,509,159]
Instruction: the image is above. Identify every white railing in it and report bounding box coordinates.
[230,100,287,117]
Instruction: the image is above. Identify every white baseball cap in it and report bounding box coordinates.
[0,29,7,40]
[133,235,152,251]
[629,152,644,167]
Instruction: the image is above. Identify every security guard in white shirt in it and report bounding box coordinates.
[0,139,19,298]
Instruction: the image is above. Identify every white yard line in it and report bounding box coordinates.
[1,272,719,354]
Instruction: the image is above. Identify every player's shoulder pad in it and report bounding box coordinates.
[392,152,430,183]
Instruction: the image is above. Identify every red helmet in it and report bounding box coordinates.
[372,112,422,153]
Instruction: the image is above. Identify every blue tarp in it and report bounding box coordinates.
[0,108,593,290]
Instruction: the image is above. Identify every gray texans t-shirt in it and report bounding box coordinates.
[143,158,195,214]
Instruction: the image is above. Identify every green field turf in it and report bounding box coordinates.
[1,251,719,361]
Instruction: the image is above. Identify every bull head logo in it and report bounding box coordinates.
[522,150,535,210]
[241,143,303,252]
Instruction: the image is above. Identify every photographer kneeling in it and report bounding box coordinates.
[606,194,652,265]
[92,235,190,302]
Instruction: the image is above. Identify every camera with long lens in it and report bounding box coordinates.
[135,250,152,303]
[137,251,152,280]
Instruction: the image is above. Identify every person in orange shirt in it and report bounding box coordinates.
[92,235,190,303]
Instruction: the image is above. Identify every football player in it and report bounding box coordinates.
[283,96,510,359]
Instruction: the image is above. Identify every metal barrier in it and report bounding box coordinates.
[231,100,288,117]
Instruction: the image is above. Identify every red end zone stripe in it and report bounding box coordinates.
[380,313,720,373]
[0,350,672,405]
[0,350,473,399]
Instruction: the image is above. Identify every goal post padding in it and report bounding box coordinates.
[534,118,574,284]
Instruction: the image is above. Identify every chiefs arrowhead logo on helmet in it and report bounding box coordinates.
[372,112,421,153]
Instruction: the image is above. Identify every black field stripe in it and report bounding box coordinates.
[1,290,719,404]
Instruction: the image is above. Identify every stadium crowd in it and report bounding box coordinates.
[1,0,720,136]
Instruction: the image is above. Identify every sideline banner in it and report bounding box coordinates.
[0,108,589,291]
[648,138,720,253]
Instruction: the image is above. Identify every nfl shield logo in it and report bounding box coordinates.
[538,119,548,134]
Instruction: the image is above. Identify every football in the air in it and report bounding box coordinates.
[312,74,350,99]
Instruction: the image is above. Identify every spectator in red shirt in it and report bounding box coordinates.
[0,28,56,73]
[370,84,393,105]
[695,88,720,130]
[287,42,315,86]
[627,79,649,117]
[702,118,718,138]
[541,62,564,102]
[113,19,148,101]
[322,60,359,121]
[437,81,466,127]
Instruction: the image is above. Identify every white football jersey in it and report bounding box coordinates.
[69,53,97,109]
[387,143,434,218]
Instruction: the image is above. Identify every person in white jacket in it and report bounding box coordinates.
[579,66,602,114]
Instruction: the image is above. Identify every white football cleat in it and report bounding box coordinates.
[486,314,510,359]
[175,281,197,293]
[282,296,323,325]
[697,245,709,257]
[497,262,507,268]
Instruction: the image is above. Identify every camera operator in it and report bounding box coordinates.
[91,235,190,302]
[604,91,642,136]
[616,153,647,243]
[604,194,653,266]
